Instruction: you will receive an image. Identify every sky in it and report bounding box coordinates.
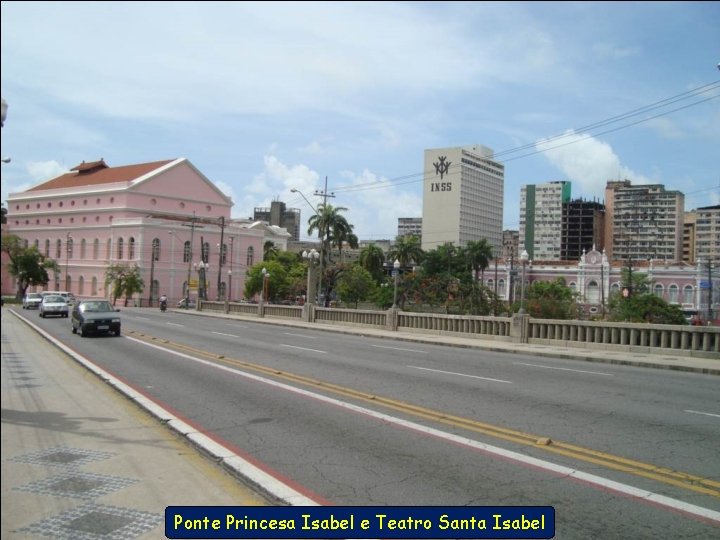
[1,1,719,241]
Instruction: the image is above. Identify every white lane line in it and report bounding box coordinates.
[408,365,512,384]
[514,362,614,377]
[212,331,241,338]
[284,333,316,339]
[166,322,184,327]
[128,335,720,524]
[685,409,720,418]
[227,323,248,328]
[372,344,428,354]
[280,344,327,354]
[134,316,151,321]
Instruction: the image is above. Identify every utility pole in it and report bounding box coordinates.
[185,211,195,308]
[216,216,225,300]
[314,176,335,307]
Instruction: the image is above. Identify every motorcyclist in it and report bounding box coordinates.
[159,294,168,311]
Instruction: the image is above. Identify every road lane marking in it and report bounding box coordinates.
[514,362,614,376]
[372,345,428,354]
[213,331,241,338]
[127,334,720,524]
[685,409,720,418]
[280,344,327,354]
[284,333,316,339]
[166,322,184,327]
[409,365,512,384]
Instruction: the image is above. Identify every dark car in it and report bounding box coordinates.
[71,300,121,337]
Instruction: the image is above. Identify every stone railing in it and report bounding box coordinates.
[527,318,719,357]
[195,301,718,359]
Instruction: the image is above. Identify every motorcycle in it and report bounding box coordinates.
[159,297,168,312]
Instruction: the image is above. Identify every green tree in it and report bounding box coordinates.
[1,233,58,299]
[524,278,578,319]
[464,239,493,282]
[105,263,145,306]
[608,292,687,324]
[359,243,386,282]
[244,260,290,302]
[336,265,376,308]
[263,240,279,260]
[389,235,424,268]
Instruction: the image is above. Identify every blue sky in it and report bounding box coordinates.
[2,1,719,241]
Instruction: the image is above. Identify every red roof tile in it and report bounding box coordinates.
[28,159,176,191]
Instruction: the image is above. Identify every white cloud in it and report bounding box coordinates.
[536,131,652,198]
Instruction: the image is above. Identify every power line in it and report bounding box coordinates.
[327,80,720,195]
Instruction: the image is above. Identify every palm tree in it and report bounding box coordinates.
[359,243,386,282]
[308,204,351,262]
[264,240,279,260]
[389,235,424,268]
[464,239,493,282]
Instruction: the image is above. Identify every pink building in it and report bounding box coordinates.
[2,158,268,304]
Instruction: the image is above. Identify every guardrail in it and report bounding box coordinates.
[196,300,719,359]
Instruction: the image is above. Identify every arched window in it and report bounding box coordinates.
[683,285,694,304]
[78,276,85,295]
[67,237,74,259]
[569,282,577,292]
[498,279,506,296]
[93,239,99,260]
[45,239,50,257]
[654,284,664,298]
[246,246,254,267]
[220,243,227,265]
[128,237,136,259]
[80,238,87,259]
[106,239,112,260]
[668,284,679,303]
[202,241,210,262]
[611,282,620,295]
[183,241,191,263]
[92,276,98,296]
[33,239,39,249]
[117,237,124,260]
[56,239,62,258]
[487,278,494,291]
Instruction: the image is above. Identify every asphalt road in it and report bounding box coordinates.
[19,306,720,538]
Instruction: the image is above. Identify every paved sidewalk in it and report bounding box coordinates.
[1,309,267,540]
[174,308,720,376]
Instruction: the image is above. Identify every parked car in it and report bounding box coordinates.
[39,294,69,318]
[177,298,197,309]
[42,290,76,306]
[23,292,44,309]
[71,300,121,337]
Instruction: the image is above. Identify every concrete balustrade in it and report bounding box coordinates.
[194,300,718,359]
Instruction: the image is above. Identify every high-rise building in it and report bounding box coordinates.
[561,199,605,261]
[683,211,697,264]
[519,181,571,260]
[422,145,503,255]
[502,229,519,262]
[604,180,684,263]
[694,205,719,262]
[253,200,301,241]
[397,217,422,240]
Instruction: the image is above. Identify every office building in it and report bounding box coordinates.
[254,200,301,241]
[561,199,605,261]
[422,145,503,255]
[397,217,422,240]
[694,205,719,263]
[604,180,684,263]
[519,181,571,260]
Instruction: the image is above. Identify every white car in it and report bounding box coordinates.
[23,292,44,309]
[39,294,69,318]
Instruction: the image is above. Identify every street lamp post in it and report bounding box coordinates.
[148,239,158,307]
[65,233,72,292]
[518,250,529,314]
[261,267,270,305]
[392,259,400,309]
[303,249,320,304]
[216,216,225,300]
[195,261,209,301]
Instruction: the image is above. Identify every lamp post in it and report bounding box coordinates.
[392,259,400,309]
[303,249,320,304]
[194,261,209,301]
[148,239,158,307]
[65,233,72,292]
[261,267,270,305]
[216,216,225,300]
[518,250,529,314]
